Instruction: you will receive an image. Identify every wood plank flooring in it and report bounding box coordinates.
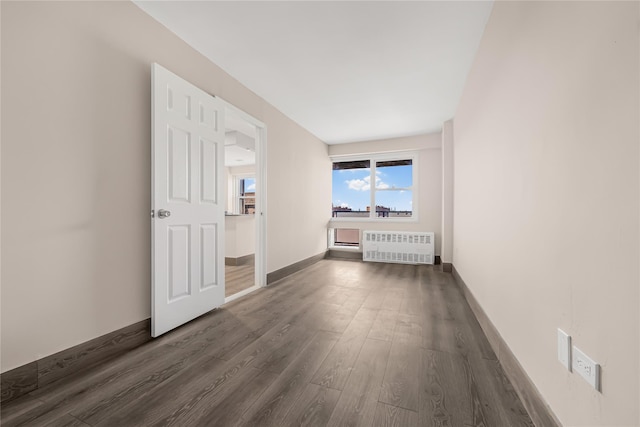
[0,259,533,427]
[226,263,255,297]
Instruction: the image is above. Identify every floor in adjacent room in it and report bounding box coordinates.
[225,263,255,298]
[1,259,533,427]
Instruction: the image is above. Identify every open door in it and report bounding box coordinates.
[151,64,225,337]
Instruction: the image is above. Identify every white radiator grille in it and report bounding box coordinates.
[363,231,434,265]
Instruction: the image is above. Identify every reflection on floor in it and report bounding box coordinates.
[225,263,255,297]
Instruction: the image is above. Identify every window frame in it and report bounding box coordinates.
[233,174,256,215]
[330,151,419,223]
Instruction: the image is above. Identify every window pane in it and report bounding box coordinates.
[375,160,412,189]
[333,160,370,170]
[374,159,413,218]
[375,190,413,217]
[239,198,255,214]
[332,161,371,218]
[241,178,256,196]
[240,178,255,214]
[376,159,412,168]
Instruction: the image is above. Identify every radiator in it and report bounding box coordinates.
[362,231,434,265]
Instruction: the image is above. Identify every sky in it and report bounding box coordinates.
[332,164,413,211]
[243,178,256,193]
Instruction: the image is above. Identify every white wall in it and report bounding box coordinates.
[1,1,330,372]
[453,2,639,426]
[225,215,255,259]
[329,133,442,255]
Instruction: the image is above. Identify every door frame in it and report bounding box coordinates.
[219,98,267,302]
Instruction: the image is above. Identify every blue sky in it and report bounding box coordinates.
[243,177,255,193]
[332,165,413,211]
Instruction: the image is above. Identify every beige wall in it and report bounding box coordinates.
[453,2,639,426]
[329,134,442,255]
[263,104,331,270]
[441,120,454,264]
[1,1,330,372]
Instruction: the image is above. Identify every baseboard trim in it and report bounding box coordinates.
[1,319,151,403]
[266,251,328,285]
[451,265,562,427]
[225,253,255,266]
[0,362,37,403]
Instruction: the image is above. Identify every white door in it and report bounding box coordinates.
[151,63,225,337]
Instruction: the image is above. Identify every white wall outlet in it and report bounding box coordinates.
[557,329,571,371]
[572,346,600,391]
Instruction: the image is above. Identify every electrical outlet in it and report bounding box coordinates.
[572,346,600,391]
[557,329,571,371]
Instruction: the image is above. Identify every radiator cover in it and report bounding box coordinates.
[362,231,434,265]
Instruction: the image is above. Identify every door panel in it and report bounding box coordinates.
[200,138,217,204]
[152,63,225,337]
[200,224,218,290]
[168,126,191,203]
[168,225,190,301]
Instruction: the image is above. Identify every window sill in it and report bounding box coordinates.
[328,245,361,251]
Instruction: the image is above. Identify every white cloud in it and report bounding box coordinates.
[340,202,350,208]
[345,171,389,191]
[246,182,255,191]
[347,178,368,191]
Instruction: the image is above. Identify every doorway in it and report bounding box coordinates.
[221,101,267,302]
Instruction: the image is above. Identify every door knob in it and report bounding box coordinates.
[157,209,171,219]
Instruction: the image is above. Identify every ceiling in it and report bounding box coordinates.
[224,130,256,167]
[135,1,493,145]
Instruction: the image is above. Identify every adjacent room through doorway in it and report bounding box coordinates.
[223,107,265,300]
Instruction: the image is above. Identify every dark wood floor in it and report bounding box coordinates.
[226,263,255,297]
[1,259,533,427]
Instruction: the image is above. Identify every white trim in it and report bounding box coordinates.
[219,101,266,129]
[224,285,261,304]
[255,125,267,287]
[328,245,361,251]
[218,97,268,289]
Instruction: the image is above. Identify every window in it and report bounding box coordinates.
[331,153,416,220]
[329,228,360,248]
[235,176,255,214]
